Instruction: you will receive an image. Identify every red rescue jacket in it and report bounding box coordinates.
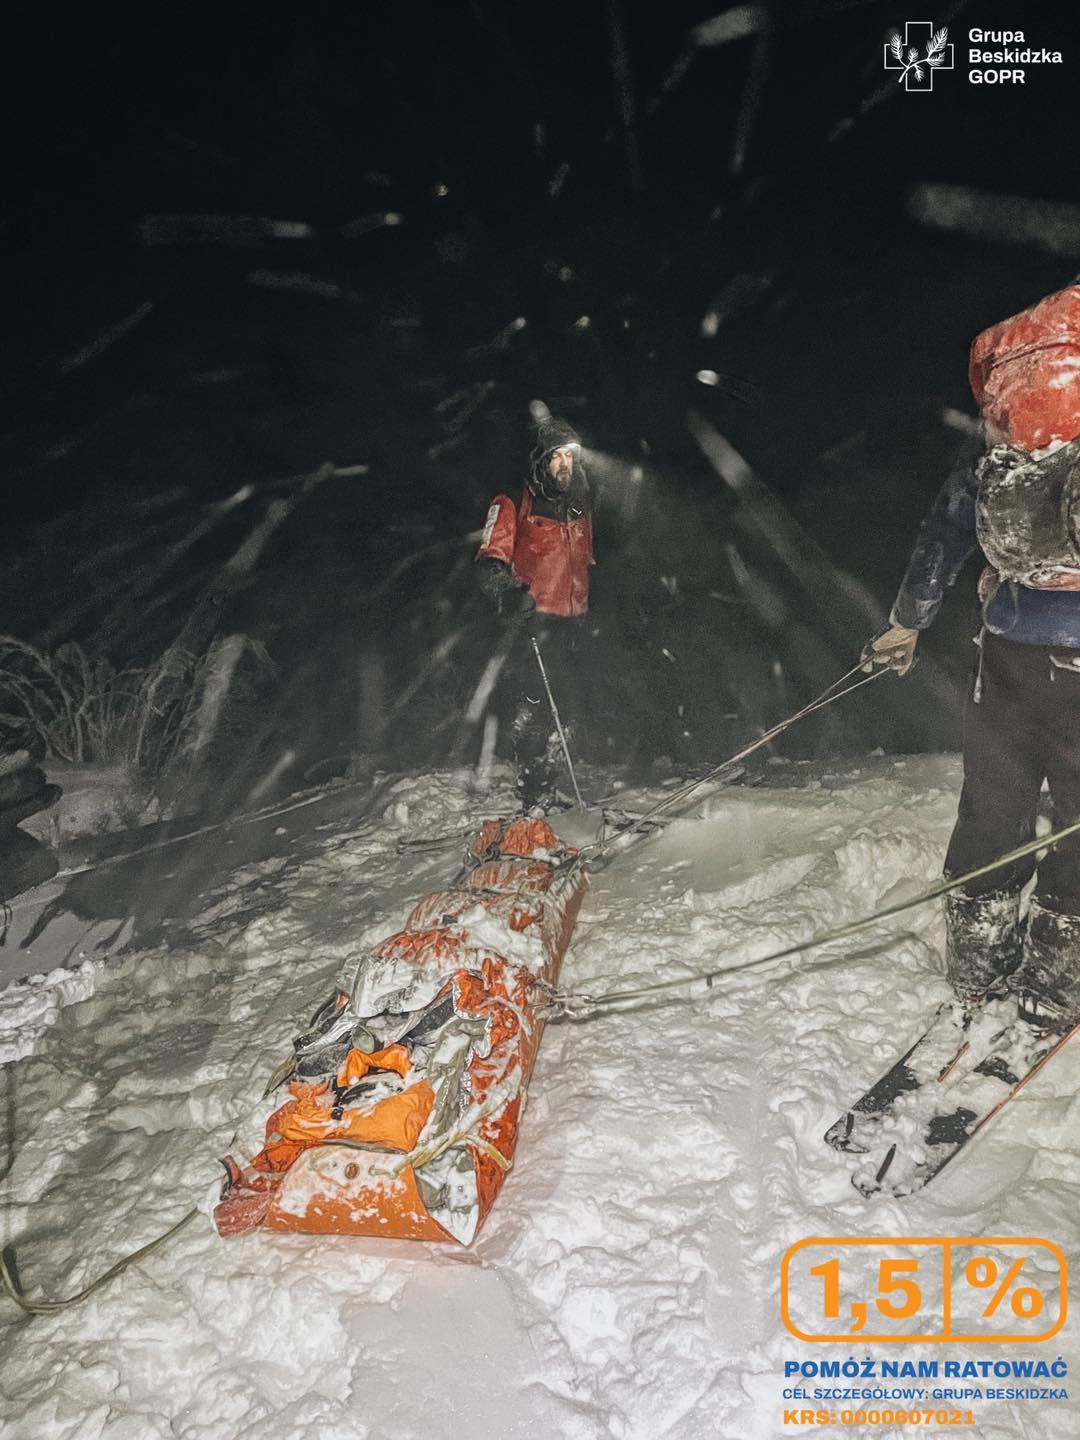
[477,487,593,617]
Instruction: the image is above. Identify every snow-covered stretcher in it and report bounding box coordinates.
[214,817,587,1244]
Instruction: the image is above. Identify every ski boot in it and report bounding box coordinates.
[944,887,1022,1005]
[1010,900,1080,1030]
[516,767,548,817]
[516,775,573,817]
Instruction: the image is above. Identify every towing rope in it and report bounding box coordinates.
[0,659,903,1313]
[1,1208,199,1316]
[2,774,412,937]
[53,778,383,885]
[583,662,890,864]
[540,816,1080,1021]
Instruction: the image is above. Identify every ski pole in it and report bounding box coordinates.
[531,635,585,809]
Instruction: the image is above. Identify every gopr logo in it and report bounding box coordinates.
[884,21,955,90]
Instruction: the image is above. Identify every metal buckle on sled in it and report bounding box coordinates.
[530,978,597,1021]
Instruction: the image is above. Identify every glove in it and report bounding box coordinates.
[475,556,517,601]
[861,625,919,675]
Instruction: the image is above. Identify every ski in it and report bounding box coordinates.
[826,994,1079,1198]
[825,1000,976,1156]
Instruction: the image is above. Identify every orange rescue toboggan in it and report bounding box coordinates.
[214,818,587,1244]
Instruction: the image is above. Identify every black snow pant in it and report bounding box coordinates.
[945,632,1080,911]
[510,615,584,809]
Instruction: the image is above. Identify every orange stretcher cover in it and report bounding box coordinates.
[214,817,587,1244]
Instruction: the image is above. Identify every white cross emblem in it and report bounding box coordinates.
[883,21,955,91]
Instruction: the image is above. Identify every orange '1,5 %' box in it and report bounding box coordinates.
[781,1236,1067,1343]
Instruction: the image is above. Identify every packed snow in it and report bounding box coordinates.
[2,756,1079,1439]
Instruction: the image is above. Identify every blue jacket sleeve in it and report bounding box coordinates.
[889,437,982,631]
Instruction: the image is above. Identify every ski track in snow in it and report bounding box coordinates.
[2,756,1079,1439]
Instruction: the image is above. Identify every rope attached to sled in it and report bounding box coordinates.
[0,1107,248,1316]
[1,1206,198,1316]
[0,661,895,1313]
[0,841,584,1316]
[539,816,1080,1021]
[584,663,890,864]
[1,776,398,936]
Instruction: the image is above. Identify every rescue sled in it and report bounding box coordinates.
[214,817,587,1245]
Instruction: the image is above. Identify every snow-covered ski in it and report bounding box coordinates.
[826,994,1079,1197]
[825,1000,975,1155]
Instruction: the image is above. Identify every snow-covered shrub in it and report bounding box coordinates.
[0,633,273,796]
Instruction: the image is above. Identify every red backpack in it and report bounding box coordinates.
[971,287,1080,589]
[969,285,1080,451]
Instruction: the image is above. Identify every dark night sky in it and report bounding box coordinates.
[7,4,1079,250]
[7,1,1079,509]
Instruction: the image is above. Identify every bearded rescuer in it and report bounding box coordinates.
[474,417,593,812]
[864,280,1080,1030]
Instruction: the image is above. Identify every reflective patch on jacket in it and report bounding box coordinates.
[475,494,518,568]
[480,501,500,550]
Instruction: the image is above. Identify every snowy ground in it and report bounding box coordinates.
[2,756,1079,1439]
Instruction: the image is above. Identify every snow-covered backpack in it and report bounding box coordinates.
[975,439,1080,589]
[970,286,1080,588]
